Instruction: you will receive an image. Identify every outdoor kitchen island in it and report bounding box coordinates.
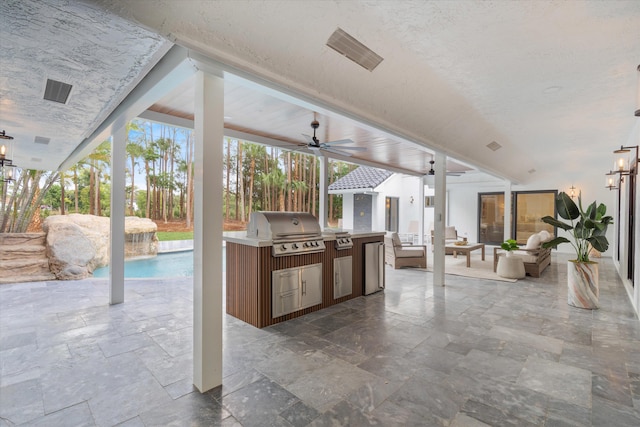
[223,212,385,328]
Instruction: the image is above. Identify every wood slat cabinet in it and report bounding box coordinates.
[225,234,384,328]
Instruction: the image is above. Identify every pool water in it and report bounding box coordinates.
[93,250,225,278]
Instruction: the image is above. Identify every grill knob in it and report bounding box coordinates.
[292,243,298,249]
[281,244,287,251]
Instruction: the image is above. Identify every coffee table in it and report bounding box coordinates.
[444,243,485,268]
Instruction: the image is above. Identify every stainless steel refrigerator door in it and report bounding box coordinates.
[364,242,385,295]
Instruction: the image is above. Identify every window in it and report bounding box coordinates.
[478,193,506,245]
[478,190,557,245]
[385,197,398,232]
[514,191,556,244]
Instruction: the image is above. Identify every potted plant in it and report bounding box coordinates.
[541,191,613,309]
[496,239,526,278]
[500,239,519,255]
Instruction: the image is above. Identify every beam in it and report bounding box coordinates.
[58,45,198,171]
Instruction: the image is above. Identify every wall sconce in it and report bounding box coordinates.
[569,185,577,199]
[0,130,16,183]
[605,145,638,189]
[613,145,639,175]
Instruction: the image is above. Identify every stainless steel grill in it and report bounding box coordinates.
[247,211,326,256]
[323,229,353,250]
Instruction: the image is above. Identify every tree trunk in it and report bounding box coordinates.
[225,138,231,220]
[237,140,245,222]
[311,156,317,216]
[74,167,79,213]
[286,151,292,211]
[248,155,255,217]
[130,155,136,215]
[60,173,65,215]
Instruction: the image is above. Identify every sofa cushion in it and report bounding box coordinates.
[512,250,538,263]
[391,233,402,247]
[396,248,425,258]
[524,233,542,249]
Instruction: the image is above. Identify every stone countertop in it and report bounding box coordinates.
[222,230,385,247]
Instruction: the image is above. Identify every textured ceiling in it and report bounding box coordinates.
[1,0,639,183]
[0,0,170,170]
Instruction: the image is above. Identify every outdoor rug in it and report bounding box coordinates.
[424,253,518,283]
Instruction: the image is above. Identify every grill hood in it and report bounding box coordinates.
[247,211,322,241]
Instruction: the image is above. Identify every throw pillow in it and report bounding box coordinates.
[524,233,542,249]
[538,230,551,241]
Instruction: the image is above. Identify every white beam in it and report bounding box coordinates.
[59,45,197,171]
[418,176,425,245]
[109,127,126,304]
[193,70,224,392]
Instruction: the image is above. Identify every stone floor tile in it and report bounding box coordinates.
[1,255,639,425]
[517,356,592,408]
[22,402,95,427]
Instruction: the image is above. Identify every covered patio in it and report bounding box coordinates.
[1,255,639,426]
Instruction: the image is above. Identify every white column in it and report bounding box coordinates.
[433,152,447,287]
[418,176,425,245]
[318,155,328,229]
[193,70,224,392]
[109,127,126,304]
[503,180,512,241]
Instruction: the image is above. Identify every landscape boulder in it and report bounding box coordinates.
[42,214,158,280]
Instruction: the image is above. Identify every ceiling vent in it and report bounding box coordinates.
[486,141,502,151]
[327,28,383,71]
[528,168,536,174]
[34,136,50,145]
[31,157,42,162]
[43,79,72,104]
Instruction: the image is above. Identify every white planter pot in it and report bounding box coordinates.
[497,254,526,279]
[567,261,599,309]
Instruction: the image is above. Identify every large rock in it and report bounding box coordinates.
[42,214,158,280]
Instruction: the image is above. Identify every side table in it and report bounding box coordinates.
[496,254,526,279]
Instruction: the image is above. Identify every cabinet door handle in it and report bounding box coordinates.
[335,271,339,285]
[302,280,306,295]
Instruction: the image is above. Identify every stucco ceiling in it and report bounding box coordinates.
[1,0,639,183]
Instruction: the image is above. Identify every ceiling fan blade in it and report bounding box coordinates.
[327,146,366,151]
[324,138,354,146]
[322,147,353,157]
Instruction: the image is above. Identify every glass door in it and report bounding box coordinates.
[513,191,556,244]
[478,192,505,245]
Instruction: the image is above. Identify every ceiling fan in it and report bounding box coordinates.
[427,160,465,177]
[301,120,366,157]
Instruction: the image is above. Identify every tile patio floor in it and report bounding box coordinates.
[1,254,639,426]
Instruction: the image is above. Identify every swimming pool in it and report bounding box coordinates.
[92,250,225,278]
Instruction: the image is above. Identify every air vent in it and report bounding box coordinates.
[528,168,536,174]
[34,136,50,145]
[31,157,42,162]
[486,141,502,151]
[327,28,383,71]
[44,79,72,104]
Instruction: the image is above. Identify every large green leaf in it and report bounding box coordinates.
[556,192,579,221]
[542,236,570,249]
[588,235,609,252]
[541,215,572,231]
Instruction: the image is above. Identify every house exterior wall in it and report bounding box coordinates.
[447,166,638,317]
